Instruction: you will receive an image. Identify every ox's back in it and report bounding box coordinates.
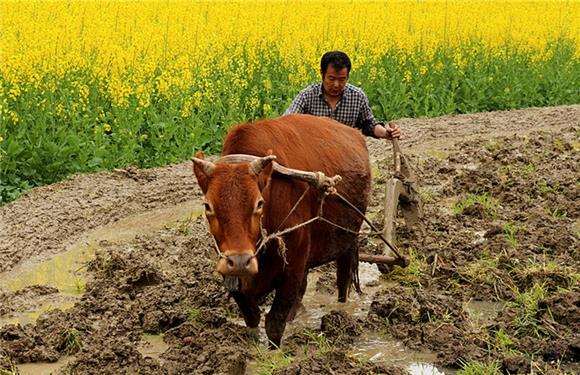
[223,114,369,181]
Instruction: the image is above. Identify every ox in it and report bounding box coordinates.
[192,114,370,346]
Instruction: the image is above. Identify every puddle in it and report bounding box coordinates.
[1,245,95,295]
[408,363,447,375]
[464,300,504,326]
[426,149,449,160]
[0,202,201,327]
[138,334,168,362]
[2,301,77,327]
[15,356,74,375]
[351,331,443,372]
[471,230,487,245]
[298,263,384,323]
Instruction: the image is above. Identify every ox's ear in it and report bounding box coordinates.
[257,161,273,192]
[192,151,213,194]
[255,154,275,192]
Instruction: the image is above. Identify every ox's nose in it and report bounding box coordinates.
[217,254,258,276]
[226,255,253,272]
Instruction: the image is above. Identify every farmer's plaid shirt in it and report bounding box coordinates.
[285,82,383,137]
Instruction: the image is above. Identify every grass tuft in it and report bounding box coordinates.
[502,223,520,249]
[302,330,332,355]
[61,328,82,354]
[457,359,502,375]
[253,344,293,375]
[387,247,427,288]
[509,283,549,339]
[452,193,498,218]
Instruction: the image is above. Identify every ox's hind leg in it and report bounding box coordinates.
[336,241,359,303]
[231,292,261,339]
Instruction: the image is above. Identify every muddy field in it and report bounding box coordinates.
[1,105,578,374]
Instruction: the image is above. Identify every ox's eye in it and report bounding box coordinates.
[203,201,214,215]
[255,199,264,213]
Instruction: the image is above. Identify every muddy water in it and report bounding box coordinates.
[139,334,168,363]
[1,202,199,293]
[464,300,504,326]
[297,263,384,326]
[16,357,74,375]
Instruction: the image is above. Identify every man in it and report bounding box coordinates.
[285,51,401,139]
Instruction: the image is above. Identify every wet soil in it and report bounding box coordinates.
[0,105,578,374]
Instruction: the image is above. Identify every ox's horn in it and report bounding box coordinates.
[192,157,216,177]
[249,155,276,176]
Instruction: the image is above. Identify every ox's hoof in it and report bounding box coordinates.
[268,340,282,350]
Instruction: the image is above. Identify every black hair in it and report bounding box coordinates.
[320,51,351,75]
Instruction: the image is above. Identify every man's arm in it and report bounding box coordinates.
[358,93,401,139]
[284,92,308,115]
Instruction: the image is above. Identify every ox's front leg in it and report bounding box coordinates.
[286,275,307,322]
[231,292,261,340]
[265,276,301,348]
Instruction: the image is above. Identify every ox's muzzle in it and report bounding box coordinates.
[217,253,258,277]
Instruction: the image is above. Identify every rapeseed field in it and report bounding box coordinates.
[0,1,578,203]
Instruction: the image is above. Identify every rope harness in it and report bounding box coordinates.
[208,168,404,264]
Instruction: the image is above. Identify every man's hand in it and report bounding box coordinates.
[386,122,401,140]
[374,122,401,140]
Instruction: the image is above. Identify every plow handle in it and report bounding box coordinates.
[388,122,402,174]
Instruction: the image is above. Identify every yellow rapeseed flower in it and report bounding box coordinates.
[8,85,21,100]
[9,111,19,125]
[193,92,203,109]
[0,1,577,113]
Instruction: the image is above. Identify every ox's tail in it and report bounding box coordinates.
[352,247,361,294]
[350,241,362,294]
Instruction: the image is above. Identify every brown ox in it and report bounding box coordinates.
[192,114,370,346]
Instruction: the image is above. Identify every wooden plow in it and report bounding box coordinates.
[359,137,423,272]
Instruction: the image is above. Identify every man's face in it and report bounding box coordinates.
[322,64,348,99]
